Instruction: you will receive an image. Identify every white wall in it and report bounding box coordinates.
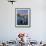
[0,0,46,42]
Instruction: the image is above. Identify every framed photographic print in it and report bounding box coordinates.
[15,8,31,28]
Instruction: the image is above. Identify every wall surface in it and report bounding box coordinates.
[0,0,46,42]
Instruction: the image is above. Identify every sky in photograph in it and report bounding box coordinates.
[17,10,28,15]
